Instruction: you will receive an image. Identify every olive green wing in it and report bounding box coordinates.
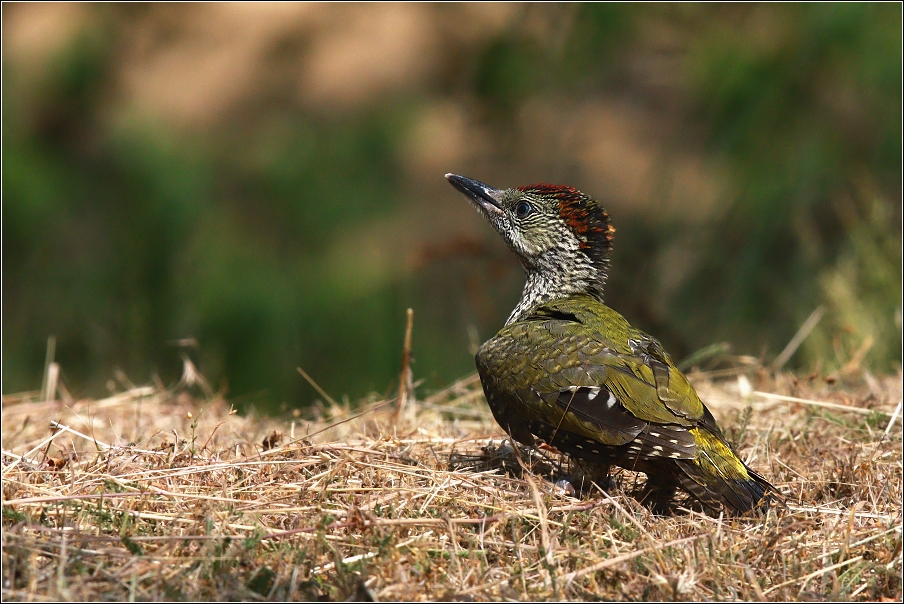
[477,296,710,453]
[531,296,707,422]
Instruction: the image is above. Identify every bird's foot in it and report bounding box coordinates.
[553,470,616,498]
[553,478,577,496]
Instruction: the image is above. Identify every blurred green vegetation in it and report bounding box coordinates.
[3,4,901,411]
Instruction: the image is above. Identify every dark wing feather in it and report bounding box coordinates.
[544,386,697,462]
[630,425,697,460]
[553,386,645,443]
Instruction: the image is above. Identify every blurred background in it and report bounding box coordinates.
[3,3,901,412]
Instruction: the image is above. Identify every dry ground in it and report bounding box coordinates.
[2,366,902,601]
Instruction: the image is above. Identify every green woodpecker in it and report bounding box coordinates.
[447,173,777,514]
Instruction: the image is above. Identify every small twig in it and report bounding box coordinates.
[786,505,893,520]
[416,401,487,418]
[200,420,227,452]
[677,342,731,371]
[752,391,893,416]
[525,471,554,568]
[422,373,481,405]
[261,514,508,541]
[296,367,339,408]
[39,422,61,465]
[44,363,60,405]
[2,425,70,475]
[47,420,167,455]
[393,308,415,430]
[4,492,144,506]
[40,336,56,403]
[816,526,902,561]
[839,336,875,375]
[312,551,378,574]
[838,501,865,564]
[772,306,825,371]
[271,399,396,451]
[882,400,902,438]
[745,567,768,601]
[563,536,699,586]
[763,555,862,595]
[548,500,609,514]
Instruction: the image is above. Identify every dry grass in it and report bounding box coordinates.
[2,366,902,601]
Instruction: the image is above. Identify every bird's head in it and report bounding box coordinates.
[446,173,615,300]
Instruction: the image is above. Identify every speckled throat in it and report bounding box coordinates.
[506,255,606,325]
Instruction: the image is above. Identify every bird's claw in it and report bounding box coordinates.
[553,478,577,496]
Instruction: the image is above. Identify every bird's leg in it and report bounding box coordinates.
[639,477,679,515]
[554,459,615,497]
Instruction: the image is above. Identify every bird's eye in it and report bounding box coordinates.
[515,201,532,218]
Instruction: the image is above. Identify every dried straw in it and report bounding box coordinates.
[2,367,901,601]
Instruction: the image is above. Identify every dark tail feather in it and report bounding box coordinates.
[674,458,779,515]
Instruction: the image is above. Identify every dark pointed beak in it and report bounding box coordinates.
[445,173,505,217]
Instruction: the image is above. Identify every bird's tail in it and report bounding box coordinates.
[675,427,780,515]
